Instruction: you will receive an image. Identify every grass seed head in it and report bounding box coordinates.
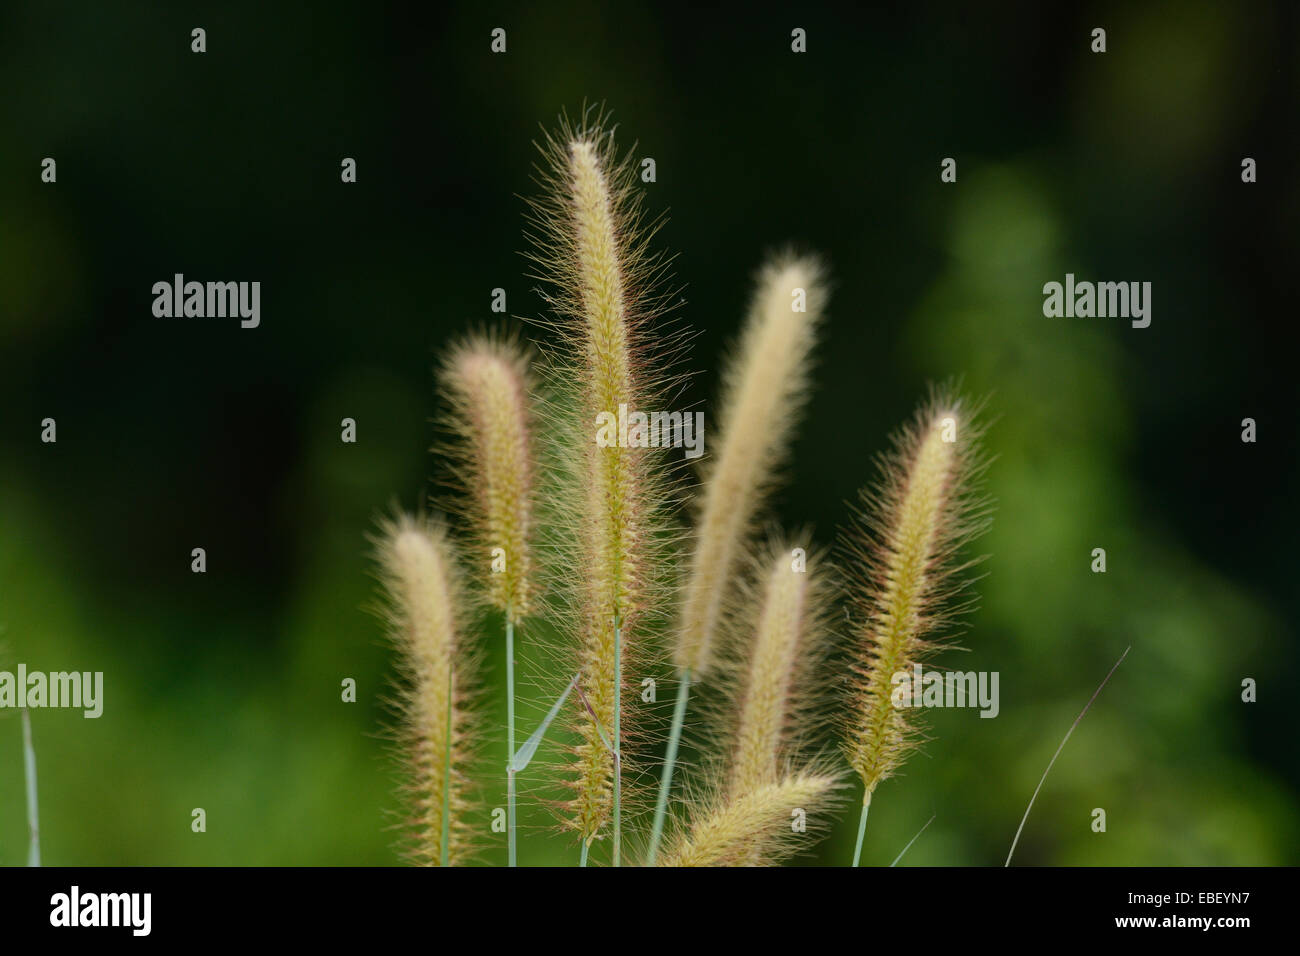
[440,331,538,622]
[840,389,993,801]
[374,513,478,866]
[524,105,688,842]
[675,251,826,677]
[658,771,841,867]
[726,535,834,801]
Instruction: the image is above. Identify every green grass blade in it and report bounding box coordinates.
[510,671,580,773]
[889,814,935,866]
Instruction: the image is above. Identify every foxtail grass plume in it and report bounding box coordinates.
[440,333,538,622]
[525,107,683,851]
[647,252,825,865]
[841,394,992,820]
[675,253,826,678]
[727,538,831,801]
[375,514,476,866]
[658,772,839,867]
[439,332,539,867]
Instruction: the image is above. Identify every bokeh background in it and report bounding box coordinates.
[1,1,1296,865]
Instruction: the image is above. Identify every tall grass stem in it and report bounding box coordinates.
[851,792,871,867]
[506,617,517,866]
[441,663,453,868]
[1005,646,1129,866]
[22,708,39,867]
[612,617,622,867]
[646,668,691,865]
[889,813,935,866]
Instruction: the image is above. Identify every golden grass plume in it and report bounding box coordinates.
[439,331,538,623]
[675,252,826,678]
[726,535,834,801]
[658,771,841,867]
[374,513,477,866]
[523,106,687,845]
[840,390,993,804]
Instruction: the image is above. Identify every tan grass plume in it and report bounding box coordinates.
[524,106,685,853]
[841,392,992,815]
[675,252,826,678]
[658,772,839,867]
[440,332,538,622]
[647,252,826,864]
[375,513,476,866]
[727,537,832,801]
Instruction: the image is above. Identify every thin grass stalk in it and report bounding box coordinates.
[1005,646,1129,866]
[22,708,39,867]
[613,616,622,866]
[645,668,691,865]
[851,793,871,868]
[506,617,516,867]
[441,663,453,867]
[890,813,935,866]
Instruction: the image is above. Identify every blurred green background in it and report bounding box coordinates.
[1,0,1296,865]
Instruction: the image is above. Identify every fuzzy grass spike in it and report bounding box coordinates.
[840,393,992,865]
[658,772,839,867]
[675,253,826,677]
[728,539,829,800]
[524,107,684,859]
[441,333,538,866]
[376,514,476,866]
[441,332,537,622]
[649,252,826,864]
